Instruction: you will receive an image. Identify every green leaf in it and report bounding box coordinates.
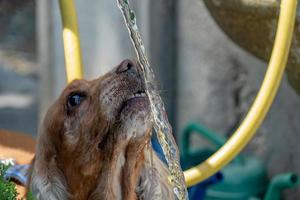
[0,163,19,200]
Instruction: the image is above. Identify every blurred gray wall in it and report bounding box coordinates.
[37,0,300,199]
[0,1,38,135]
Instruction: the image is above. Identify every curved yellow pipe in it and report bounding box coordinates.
[184,0,297,187]
[59,0,83,83]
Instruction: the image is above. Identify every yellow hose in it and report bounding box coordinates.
[184,0,297,187]
[59,0,83,83]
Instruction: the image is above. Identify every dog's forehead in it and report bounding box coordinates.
[63,79,90,94]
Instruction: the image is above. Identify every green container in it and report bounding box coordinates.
[181,123,299,200]
[205,157,267,200]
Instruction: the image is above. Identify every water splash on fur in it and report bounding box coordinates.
[116,1,188,199]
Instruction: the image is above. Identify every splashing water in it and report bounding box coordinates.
[117,0,188,199]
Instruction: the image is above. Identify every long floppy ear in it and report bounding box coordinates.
[136,151,174,200]
[29,128,70,200]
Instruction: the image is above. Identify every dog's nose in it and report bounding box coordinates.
[116,59,136,74]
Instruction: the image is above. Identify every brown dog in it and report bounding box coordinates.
[28,59,174,200]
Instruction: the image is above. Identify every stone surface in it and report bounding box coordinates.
[203,0,300,94]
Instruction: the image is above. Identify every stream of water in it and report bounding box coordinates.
[117,1,188,199]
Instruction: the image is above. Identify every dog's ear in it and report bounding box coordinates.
[29,128,70,200]
[136,153,174,200]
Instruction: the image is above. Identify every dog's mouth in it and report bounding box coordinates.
[118,89,149,115]
[127,90,147,100]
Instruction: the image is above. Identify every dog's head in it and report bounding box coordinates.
[30,59,152,199]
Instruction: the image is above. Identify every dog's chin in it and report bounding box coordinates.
[118,96,151,138]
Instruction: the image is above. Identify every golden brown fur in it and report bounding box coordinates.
[28,60,174,200]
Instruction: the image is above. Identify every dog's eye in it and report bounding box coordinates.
[68,93,86,107]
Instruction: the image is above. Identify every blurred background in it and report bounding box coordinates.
[0,0,300,199]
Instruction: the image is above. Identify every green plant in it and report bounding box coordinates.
[0,163,19,200]
[26,191,35,200]
[0,163,36,200]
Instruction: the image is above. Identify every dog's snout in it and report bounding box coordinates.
[116,59,136,74]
